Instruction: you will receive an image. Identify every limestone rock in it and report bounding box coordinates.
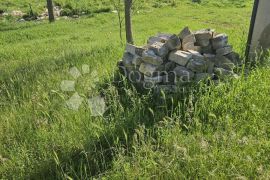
[168,50,192,66]
[132,55,143,66]
[194,29,213,47]
[182,42,196,51]
[179,27,192,40]
[187,59,207,73]
[165,34,182,50]
[182,34,196,45]
[142,50,164,65]
[201,44,214,54]
[212,34,228,50]
[204,54,216,73]
[215,56,235,71]
[139,63,159,76]
[225,52,241,66]
[188,50,204,61]
[164,61,176,71]
[149,41,169,57]
[216,45,233,55]
[148,36,166,44]
[173,66,195,82]
[122,52,134,70]
[126,43,145,56]
[147,33,172,45]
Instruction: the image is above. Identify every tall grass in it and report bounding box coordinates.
[1,1,269,179]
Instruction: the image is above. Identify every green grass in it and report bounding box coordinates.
[1,0,270,179]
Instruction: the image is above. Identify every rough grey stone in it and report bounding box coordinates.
[204,54,216,62]
[211,34,228,50]
[215,55,235,71]
[149,41,169,57]
[122,52,138,71]
[182,42,196,51]
[225,52,241,66]
[179,27,192,40]
[201,44,214,54]
[168,50,192,66]
[216,45,233,55]
[139,63,159,76]
[187,59,207,73]
[188,50,204,61]
[148,36,165,44]
[173,66,195,82]
[142,50,163,65]
[147,33,173,45]
[132,55,143,66]
[194,29,213,47]
[164,61,176,71]
[165,34,182,50]
[182,34,196,45]
[126,43,146,56]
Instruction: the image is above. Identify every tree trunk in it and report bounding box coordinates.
[124,0,134,44]
[46,0,55,22]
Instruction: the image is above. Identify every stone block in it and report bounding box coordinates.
[148,36,166,44]
[139,63,158,76]
[211,34,228,50]
[187,59,207,73]
[225,52,241,66]
[126,43,146,56]
[168,50,192,66]
[157,33,173,41]
[204,54,216,73]
[165,34,182,50]
[216,45,233,55]
[188,50,204,61]
[194,29,213,47]
[149,41,169,57]
[201,44,214,54]
[122,52,135,70]
[132,55,143,66]
[203,54,216,62]
[142,50,164,65]
[179,27,192,40]
[215,55,235,71]
[173,66,195,82]
[164,61,176,71]
[182,34,196,45]
[182,42,195,51]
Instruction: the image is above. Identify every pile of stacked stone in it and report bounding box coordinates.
[118,27,241,93]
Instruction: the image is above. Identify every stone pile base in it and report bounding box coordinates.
[118,27,241,93]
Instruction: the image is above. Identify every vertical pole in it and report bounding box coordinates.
[245,0,259,59]
[47,0,55,22]
[124,0,134,44]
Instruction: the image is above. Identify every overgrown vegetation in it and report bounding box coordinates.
[1,0,270,179]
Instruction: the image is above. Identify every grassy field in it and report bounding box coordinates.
[1,0,270,179]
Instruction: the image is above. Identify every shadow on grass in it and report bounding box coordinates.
[29,72,201,179]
